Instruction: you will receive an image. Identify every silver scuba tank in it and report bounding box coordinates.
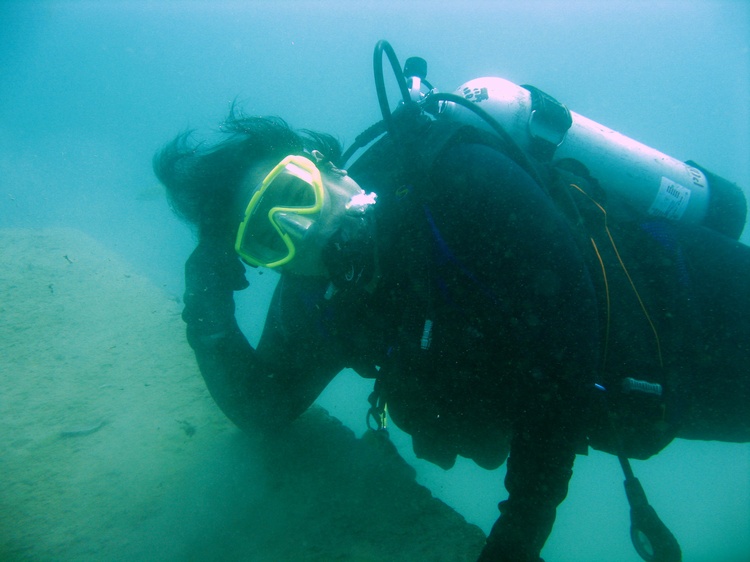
[439,77,747,239]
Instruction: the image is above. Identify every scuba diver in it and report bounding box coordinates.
[153,41,750,562]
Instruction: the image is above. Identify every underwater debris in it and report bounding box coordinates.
[177,419,196,437]
[59,420,107,439]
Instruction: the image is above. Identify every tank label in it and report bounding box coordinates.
[648,177,691,220]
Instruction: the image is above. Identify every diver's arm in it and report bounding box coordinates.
[479,398,582,562]
[183,237,341,433]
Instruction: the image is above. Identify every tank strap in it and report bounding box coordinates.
[521,85,573,161]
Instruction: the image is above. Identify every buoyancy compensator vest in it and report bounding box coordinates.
[345,40,736,461]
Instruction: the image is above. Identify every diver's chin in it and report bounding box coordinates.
[285,268,328,279]
[279,252,328,279]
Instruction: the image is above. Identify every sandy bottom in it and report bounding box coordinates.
[0,227,485,561]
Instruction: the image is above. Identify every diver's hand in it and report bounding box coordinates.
[182,237,249,335]
[478,507,547,562]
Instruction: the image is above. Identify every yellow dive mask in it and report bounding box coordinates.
[235,155,324,268]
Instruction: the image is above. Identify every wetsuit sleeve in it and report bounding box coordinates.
[479,398,580,562]
[182,237,342,433]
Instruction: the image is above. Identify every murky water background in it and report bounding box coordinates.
[2,2,748,560]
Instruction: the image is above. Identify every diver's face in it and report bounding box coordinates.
[235,159,368,277]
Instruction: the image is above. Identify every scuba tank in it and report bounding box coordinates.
[439,76,747,240]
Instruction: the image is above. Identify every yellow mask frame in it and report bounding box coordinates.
[235,155,325,268]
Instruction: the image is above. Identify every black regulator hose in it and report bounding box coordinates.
[619,456,682,562]
[422,92,547,190]
[338,40,410,167]
[338,120,386,168]
[347,40,545,194]
[373,40,412,134]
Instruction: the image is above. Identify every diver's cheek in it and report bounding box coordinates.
[323,174,364,201]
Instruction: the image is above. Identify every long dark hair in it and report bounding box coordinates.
[153,106,342,238]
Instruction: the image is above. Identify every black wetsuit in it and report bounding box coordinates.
[182,125,750,562]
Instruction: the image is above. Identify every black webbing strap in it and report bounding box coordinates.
[522,84,573,161]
